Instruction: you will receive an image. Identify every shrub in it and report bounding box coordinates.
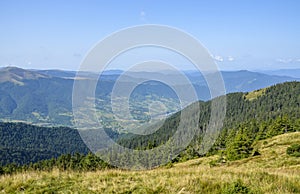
[222,179,253,194]
[209,156,226,167]
[226,130,253,161]
[286,144,300,157]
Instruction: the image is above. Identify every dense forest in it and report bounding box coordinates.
[0,122,89,165]
[117,81,300,150]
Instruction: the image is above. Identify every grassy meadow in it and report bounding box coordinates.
[1,132,300,193]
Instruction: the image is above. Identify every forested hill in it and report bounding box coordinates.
[117,81,300,153]
[0,122,89,165]
[0,81,299,166]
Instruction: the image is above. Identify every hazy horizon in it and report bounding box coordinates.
[1,65,300,72]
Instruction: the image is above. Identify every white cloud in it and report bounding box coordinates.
[276,58,293,63]
[211,54,235,62]
[228,56,234,61]
[214,55,223,62]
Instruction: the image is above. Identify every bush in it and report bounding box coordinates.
[286,144,300,157]
[209,156,226,167]
[163,161,174,169]
[222,179,253,194]
[0,166,3,175]
[251,149,261,156]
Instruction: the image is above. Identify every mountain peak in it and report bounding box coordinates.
[0,66,49,85]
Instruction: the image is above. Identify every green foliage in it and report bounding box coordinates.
[221,179,254,194]
[163,161,174,169]
[226,127,254,161]
[224,116,299,161]
[0,122,89,165]
[286,144,300,157]
[0,152,112,175]
[209,156,226,167]
[266,115,295,138]
[118,82,300,162]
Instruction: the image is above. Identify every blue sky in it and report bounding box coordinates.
[0,0,300,70]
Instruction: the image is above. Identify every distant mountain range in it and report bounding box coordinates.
[34,67,300,92]
[0,66,299,127]
[259,69,300,78]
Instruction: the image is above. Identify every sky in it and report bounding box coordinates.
[0,0,300,71]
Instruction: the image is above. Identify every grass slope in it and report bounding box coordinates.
[1,132,300,193]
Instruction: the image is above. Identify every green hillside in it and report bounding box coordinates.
[0,122,89,165]
[117,81,300,153]
[1,132,300,193]
[0,81,299,167]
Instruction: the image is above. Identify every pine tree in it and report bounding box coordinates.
[226,127,253,161]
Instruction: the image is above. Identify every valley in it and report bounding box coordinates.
[0,66,299,129]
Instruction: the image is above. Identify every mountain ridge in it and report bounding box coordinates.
[0,66,49,85]
[0,66,299,127]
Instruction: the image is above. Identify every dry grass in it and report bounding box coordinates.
[244,88,267,101]
[1,133,300,193]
